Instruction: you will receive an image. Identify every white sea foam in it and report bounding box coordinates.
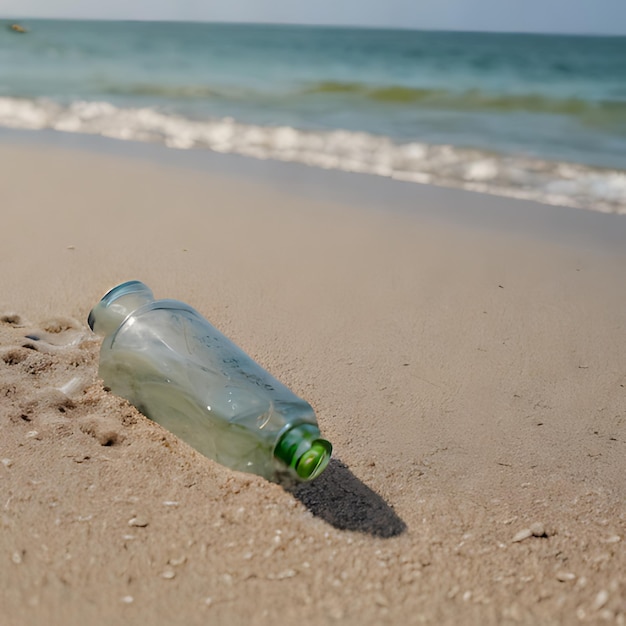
[1,96,625,215]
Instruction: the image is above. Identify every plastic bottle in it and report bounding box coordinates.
[88,281,332,483]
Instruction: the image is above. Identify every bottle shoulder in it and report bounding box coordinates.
[106,300,201,346]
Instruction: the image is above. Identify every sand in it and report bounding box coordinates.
[1,136,625,625]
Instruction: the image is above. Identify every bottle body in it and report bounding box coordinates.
[89,282,331,482]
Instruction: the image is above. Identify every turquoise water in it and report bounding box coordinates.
[1,20,625,213]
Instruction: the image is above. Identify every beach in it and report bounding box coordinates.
[0,134,625,625]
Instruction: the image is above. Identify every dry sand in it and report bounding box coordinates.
[1,139,625,625]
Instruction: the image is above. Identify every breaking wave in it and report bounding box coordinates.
[1,96,625,214]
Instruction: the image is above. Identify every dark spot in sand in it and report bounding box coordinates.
[1,313,22,325]
[79,418,124,446]
[2,348,30,365]
[42,317,79,333]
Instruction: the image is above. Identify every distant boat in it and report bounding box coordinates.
[8,23,28,34]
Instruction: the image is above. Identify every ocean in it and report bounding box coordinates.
[1,19,625,214]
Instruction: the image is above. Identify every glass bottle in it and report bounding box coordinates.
[88,281,331,483]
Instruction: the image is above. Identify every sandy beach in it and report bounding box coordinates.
[1,135,625,625]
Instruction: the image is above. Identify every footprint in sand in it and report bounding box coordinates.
[0,313,28,327]
[0,313,126,448]
[23,316,96,352]
[79,416,125,446]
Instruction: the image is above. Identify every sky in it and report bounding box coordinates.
[2,0,626,36]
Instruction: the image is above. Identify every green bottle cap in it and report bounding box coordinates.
[274,424,332,481]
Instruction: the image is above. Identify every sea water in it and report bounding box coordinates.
[1,20,625,212]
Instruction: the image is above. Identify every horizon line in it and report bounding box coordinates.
[2,16,626,38]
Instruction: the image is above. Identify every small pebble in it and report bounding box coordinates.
[161,569,176,580]
[121,596,134,604]
[592,590,609,611]
[1,458,13,468]
[169,555,187,566]
[603,535,621,544]
[128,517,149,528]
[12,551,23,564]
[204,597,213,607]
[530,522,547,537]
[556,572,576,582]
[512,528,532,543]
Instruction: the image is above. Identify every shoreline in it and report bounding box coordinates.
[1,135,624,625]
[3,126,626,253]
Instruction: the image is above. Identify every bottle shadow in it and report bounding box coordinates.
[286,458,407,538]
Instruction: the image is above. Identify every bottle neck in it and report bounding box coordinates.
[274,424,332,481]
[88,280,155,337]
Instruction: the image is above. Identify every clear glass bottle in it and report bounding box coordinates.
[88,281,332,483]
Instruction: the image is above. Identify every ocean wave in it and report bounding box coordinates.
[78,79,626,125]
[302,81,626,121]
[1,96,625,214]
